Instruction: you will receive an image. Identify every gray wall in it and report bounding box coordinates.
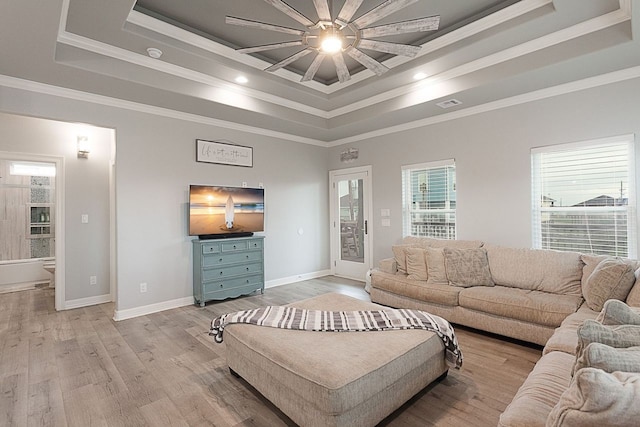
[0,85,330,312]
[0,112,112,300]
[328,78,640,264]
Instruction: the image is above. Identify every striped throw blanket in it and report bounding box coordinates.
[210,307,463,368]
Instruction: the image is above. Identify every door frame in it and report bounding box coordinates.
[329,165,373,280]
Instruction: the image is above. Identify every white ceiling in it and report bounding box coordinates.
[1,0,638,146]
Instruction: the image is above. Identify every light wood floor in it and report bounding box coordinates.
[0,276,542,426]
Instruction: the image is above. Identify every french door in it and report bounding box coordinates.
[329,166,372,281]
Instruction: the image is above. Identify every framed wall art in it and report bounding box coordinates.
[196,139,253,167]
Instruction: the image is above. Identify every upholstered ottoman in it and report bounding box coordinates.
[223,292,449,426]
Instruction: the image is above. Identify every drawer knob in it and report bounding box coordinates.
[220,284,223,288]
[246,255,249,259]
[233,245,237,249]
[246,267,249,271]
[220,272,223,275]
[246,279,249,283]
[219,258,223,262]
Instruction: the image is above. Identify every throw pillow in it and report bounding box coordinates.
[574,342,640,374]
[405,247,428,281]
[583,258,636,311]
[595,299,640,326]
[574,320,640,375]
[443,248,494,287]
[546,368,640,427]
[425,247,448,286]
[392,245,411,275]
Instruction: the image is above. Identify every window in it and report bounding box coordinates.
[402,159,456,239]
[531,135,636,257]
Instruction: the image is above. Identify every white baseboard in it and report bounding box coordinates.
[265,269,332,288]
[111,270,331,321]
[64,293,112,310]
[113,296,194,321]
[0,280,50,294]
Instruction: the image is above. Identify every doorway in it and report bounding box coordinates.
[0,154,63,308]
[330,166,373,281]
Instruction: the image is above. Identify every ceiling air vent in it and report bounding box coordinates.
[436,99,463,109]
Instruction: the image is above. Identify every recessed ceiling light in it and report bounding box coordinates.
[235,76,249,84]
[413,72,427,80]
[146,47,162,59]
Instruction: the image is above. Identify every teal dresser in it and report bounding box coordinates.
[192,236,265,306]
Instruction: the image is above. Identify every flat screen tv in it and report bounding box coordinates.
[189,185,264,239]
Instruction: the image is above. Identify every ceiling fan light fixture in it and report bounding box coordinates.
[320,28,342,54]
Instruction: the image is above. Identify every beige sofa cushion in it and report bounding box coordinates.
[546,369,640,427]
[543,305,599,356]
[392,245,411,275]
[370,270,462,306]
[402,236,483,249]
[459,286,582,328]
[485,246,583,296]
[595,299,640,326]
[498,351,574,427]
[405,248,428,281]
[425,247,448,286]
[443,248,494,287]
[583,258,636,311]
[574,342,640,373]
[627,280,640,307]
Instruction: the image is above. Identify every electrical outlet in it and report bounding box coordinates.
[140,282,147,293]
[242,182,247,188]
[90,276,97,285]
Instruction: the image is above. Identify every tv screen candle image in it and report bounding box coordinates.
[189,185,264,238]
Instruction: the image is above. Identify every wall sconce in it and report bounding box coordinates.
[77,136,90,159]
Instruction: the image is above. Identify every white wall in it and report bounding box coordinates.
[328,77,640,264]
[0,85,330,313]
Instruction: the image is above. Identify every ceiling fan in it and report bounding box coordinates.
[226,0,440,83]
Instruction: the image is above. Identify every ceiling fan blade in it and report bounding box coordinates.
[237,41,304,54]
[357,39,421,57]
[312,0,331,22]
[225,16,306,36]
[263,0,315,27]
[332,53,351,83]
[361,16,440,38]
[336,0,365,25]
[301,53,326,82]
[353,0,418,29]
[345,46,389,76]
[265,48,313,72]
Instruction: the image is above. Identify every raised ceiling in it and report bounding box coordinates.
[0,0,638,145]
[133,0,519,85]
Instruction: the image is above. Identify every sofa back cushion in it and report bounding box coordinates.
[485,245,583,296]
[583,258,636,311]
[628,282,640,307]
[402,236,483,249]
[405,248,428,281]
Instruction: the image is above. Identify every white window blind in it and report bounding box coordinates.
[402,159,456,239]
[531,136,636,257]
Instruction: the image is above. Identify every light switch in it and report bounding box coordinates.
[382,218,391,227]
[81,214,89,224]
[381,209,390,217]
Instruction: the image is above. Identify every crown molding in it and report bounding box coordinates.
[0,75,328,147]
[327,65,640,146]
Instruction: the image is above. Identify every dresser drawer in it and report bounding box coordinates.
[203,262,263,281]
[202,242,221,254]
[202,250,262,267]
[205,274,263,293]
[222,241,248,252]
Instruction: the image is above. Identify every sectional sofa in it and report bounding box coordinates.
[370,237,640,426]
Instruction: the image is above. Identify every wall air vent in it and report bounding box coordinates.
[436,99,463,109]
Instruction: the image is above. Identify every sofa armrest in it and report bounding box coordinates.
[379,258,397,274]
